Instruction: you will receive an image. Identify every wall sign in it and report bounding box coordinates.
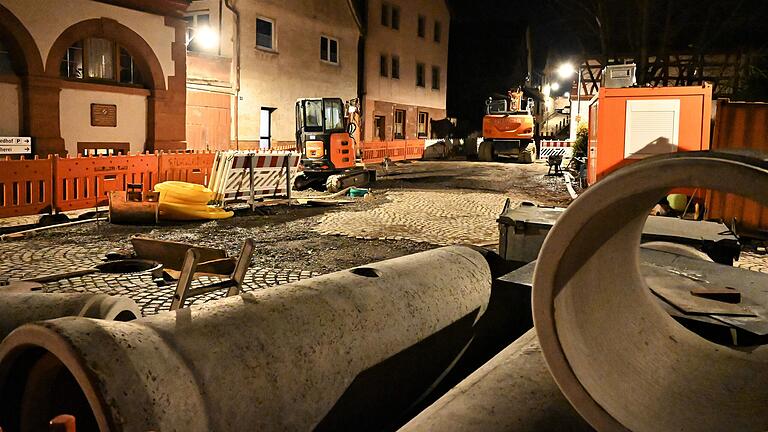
[91,103,117,127]
[0,137,31,155]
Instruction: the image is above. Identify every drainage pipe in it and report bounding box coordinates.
[533,152,768,432]
[399,329,593,432]
[0,246,492,431]
[0,293,141,341]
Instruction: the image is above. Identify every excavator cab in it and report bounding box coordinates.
[294,98,375,191]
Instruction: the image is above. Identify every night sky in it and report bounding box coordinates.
[445,0,768,134]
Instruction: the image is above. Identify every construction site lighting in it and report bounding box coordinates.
[557,63,576,79]
[194,26,219,50]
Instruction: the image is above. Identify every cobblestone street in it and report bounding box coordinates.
[2,160,767,317]
[314,190,507,246]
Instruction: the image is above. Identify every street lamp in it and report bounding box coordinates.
[186,25,219,51]
[551,82,560,92]
[557,61,582,122]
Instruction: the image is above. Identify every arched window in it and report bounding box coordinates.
[59,38,143,86]
[0,40,16,75]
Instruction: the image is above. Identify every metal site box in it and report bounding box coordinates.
[587,84,713,185]
[497,203,740,265]
[601,64,637,88]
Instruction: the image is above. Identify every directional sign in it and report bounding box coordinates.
[0,137,31,155]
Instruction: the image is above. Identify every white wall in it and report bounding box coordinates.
[569,98,591,140]
[365,0,450,110]
[59,89,147,154]
[0,83,19,136]
[2,0,176,86]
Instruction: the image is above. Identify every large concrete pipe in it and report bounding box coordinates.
[399,329,593,431]
[0,292,141,341]
[532,152,768,432]
[0,246,493,432]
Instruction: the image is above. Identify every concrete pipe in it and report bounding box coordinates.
[532,152,768,432]
[399,329,593,432]
[0,246,492,432]
[0,293,141,341]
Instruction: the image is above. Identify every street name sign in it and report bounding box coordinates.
[0,137,31,155]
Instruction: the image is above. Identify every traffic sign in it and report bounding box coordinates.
[0,137,31,155]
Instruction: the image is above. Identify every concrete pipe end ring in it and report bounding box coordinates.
[532,152,768,432]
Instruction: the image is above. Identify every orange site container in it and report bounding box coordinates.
[587,84,712,185]
[704,99,768,233]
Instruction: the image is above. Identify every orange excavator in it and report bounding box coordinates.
[478,89,536,163]
[293,97,375,192]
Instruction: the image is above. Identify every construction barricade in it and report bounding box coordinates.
[53,153,158,212]
[0,156,54,218]
[158,151,216,185]
[361,139,425,164]
[538,140,573,160]
[208,151,301,209]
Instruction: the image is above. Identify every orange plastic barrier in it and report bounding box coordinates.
[361,141,388,164]
[386,141,407,161]
[159,151,215,185]
[0,156,53,218]
[361,140,424,164]
[54,153,158,212]
[405,140,425,160]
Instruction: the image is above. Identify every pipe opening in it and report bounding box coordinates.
[113,310,139,322]
[535,153,768,432]
[350,267,381,278]
[0,347,97,431]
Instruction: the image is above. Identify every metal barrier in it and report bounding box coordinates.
[54,153,158,212]
[159,151,215,185]
[0,156,54,218]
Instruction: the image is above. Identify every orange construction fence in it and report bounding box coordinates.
[158,151,216,184]
[0,156,54,218]
[0,142,424,219]
[54,154,158,212]
[361,140,425,164]
[0,152,219,219]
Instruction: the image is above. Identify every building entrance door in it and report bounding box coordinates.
[260,107,275,149]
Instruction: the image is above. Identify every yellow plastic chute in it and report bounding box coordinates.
[154,181,233,221]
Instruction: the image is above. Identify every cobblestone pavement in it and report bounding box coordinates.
[314,190,509,246]
[735,250,768,274]
[0,240,319,316]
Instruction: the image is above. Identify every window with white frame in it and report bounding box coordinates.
[256,17,275,51]
[320,36,339,64]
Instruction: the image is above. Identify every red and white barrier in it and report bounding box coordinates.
[538,140,574,159]
[209,151,301,206]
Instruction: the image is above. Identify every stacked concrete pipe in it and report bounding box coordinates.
[0,246,493,431]
[0,290,141,342]
[533,152,768,431]
[399,329,593,431]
